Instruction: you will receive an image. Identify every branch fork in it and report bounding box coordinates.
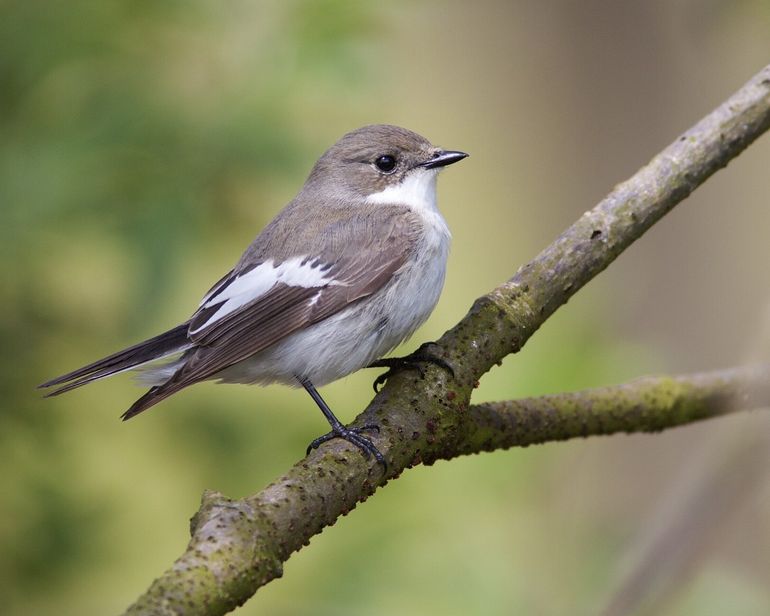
[125,64,770,615]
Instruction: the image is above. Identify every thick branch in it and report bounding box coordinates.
[124,64,770,615]
[434,64,770,392]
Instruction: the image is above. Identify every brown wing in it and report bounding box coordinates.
[121,206,420,418]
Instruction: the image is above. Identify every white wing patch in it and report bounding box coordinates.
[190,256,337,334]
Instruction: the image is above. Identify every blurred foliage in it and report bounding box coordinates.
[0,0,385,418]
[0,1,386,613]
[2,1,769,615]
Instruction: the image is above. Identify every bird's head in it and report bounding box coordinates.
[303,124,468,210]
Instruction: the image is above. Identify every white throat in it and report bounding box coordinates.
[365,169,439,212]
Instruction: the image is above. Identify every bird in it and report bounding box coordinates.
[39,124,468,467]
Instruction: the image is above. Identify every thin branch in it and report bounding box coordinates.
[449,365,770,458]
[124,64,770,615]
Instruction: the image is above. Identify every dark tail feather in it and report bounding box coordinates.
[121,372,191,420]
[39,322,191,396]
[121,385,174,420]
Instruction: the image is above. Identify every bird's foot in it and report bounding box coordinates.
[306,423,386,470]
[368,342,455,393]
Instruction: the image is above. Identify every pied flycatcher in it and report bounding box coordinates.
[40,124,468,466]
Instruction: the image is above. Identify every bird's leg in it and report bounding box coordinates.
[299,377,386,469]
[367,342,455,393]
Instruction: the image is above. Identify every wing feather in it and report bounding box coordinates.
[122,206,421,418]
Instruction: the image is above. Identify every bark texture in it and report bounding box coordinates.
[124,64,770,615]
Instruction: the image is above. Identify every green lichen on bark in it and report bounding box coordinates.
[123,65,770,615]
[455,366,770,456]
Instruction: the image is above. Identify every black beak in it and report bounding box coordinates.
[419,150,469,169]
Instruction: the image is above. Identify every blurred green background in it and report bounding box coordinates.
[2,1,770,614]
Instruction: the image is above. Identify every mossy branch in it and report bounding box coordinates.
[124,64,770,615]
[452,365,770,457]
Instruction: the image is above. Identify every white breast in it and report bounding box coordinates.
[212,168,451,387]
[363,167,451,356]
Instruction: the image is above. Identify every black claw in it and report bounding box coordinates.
[298,377,387,472]
[306,424,387,470]
[372,373,388,394]
[368,342,455,392]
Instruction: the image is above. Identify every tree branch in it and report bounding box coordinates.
[449,365,770,458]
[124,64,770,615]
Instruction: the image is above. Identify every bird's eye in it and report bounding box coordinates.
[374,155,397,173]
